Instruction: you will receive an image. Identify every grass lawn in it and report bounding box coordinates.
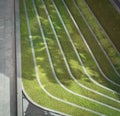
[20,0,120,115]
[54,0,120,92]
[36,0,120,108]
[20,0,97,115]
[64,0,120,85]
[75,0,120,73]
[85,0,120,52]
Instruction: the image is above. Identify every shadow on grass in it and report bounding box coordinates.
[22,0,120,102]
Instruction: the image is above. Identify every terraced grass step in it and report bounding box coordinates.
[85,0,120,52]
[35,0,120,109]
[21,0,98,115]
[20,0,120,115]
[53,0,120,93]
[64,0,120,86]
[74,0,120,73]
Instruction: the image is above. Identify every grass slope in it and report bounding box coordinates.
[20,0,96,115]
[53,0,120,95]
[75,0,120,73]
[64,0,120,85]
[20,0,120,115]
[85,0,120,52]
[37,0,120,109]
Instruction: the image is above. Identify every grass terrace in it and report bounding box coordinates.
[21,0,98,115]
[53,0,120,94]
[64,0,120,85]
[75,0,120,73]
[20,0,120,115]
[85,0,120,52]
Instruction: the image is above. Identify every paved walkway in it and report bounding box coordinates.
[0,0,16,116]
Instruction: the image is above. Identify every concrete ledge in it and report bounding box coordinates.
[15,0,23,115]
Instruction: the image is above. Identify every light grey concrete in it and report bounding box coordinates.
[15,0,23,115]
[0,0,16,116]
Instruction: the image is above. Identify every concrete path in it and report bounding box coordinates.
[0,0,16,116]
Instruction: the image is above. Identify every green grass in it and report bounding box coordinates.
[85,0,120,52]
[20,0,96,115]
[20,0,120,115]
[32,0,120,113]
[53,0,120,93]
[35,0,120,109]
[64,0,120,85]
[75,0,120,73]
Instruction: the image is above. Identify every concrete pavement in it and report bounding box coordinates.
[0,0,16,116]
